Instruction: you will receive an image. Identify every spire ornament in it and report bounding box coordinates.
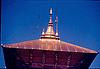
[41,8,59,40]
[42,28,45,35]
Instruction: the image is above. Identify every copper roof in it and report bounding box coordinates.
[3,39,97,53]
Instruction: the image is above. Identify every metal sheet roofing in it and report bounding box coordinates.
[3,39,97,53]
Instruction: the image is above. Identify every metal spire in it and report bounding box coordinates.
[41,8,59,40]
[42,28,45,35]
[49,8,53,24]
[55,16,58,36]
[55,9,60,40]
[45,8,55,35]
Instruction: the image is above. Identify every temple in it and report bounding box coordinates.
[1,8,98,69]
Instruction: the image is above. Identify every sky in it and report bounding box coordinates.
[1,0,100,68]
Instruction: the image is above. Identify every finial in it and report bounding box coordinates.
[55,16,58,23]
[55,15,58,36]
[49,8,53,23]
[50,8,52,15]
[42,28,45,35]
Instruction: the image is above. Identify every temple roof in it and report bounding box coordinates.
[3,39,97,53]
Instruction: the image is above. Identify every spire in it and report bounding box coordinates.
[41,8,59,40]
[55,9,60,40]
[45,8,55,35]
[55,16,58,36]
[42,28,45,35]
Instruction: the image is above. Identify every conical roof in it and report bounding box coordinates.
[2,8,97,54]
